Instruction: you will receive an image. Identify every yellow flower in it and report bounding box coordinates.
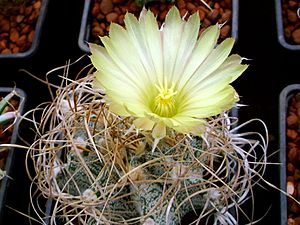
[89,6,248,142]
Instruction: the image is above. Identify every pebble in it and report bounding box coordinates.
[17,35,27,47]
[221,11,232,22]
[25,6,33,16]
[0,40,6,50]
[207,9,220,22]
[294,216,300,225]
[288,146,298,165]
[288,129,298,140]
[0,19,10,32]
[118,14,125,25]
[220,24,231,38]
[9,28,19,43]
[33,1,41,10]
[27,30,35,43]
[288,218,296,225]
[288,163,296,174]
[186,2,195,11]
[288,113,299,127]
[16,15,24,23]
[106,12,119,23]
[292,29,300,44]
[92,26,104,37]
[288,181,295,195]
[288,10,298,23]
[100,0,114,15]
[92,3,101,17]
[1,48,12,54]
[288,0,298,9]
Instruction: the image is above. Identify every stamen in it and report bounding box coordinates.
[153,83,177,117]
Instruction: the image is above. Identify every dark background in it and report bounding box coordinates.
[0,0,298,224]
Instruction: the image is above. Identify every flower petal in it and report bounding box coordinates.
[176,24,220,90]
[138,8,163,84]
[170,11,200,85]
[184,38,235,91]
[134,117,155,130]
[109,102,131,116]
[181,55,248,104]
[162,6,184,86]
[99,25,151,91]
[152,122,166,140]
[165,116,205,135]
[124,13,158,84]
[179,86,238,118]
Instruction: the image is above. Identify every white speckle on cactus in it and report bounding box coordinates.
[59,99,73,116]
[59,98,82,119]
[128,166,145,182]
[143,218,156,225]
[72,136,86,153]
[208,189,222,200]
[52,160,61,178]
[74,136,85,146]
[82,189,97,202]
[170,163,188,180]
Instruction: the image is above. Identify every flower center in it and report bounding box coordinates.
[153,84,177,117]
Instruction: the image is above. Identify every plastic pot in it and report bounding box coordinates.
[0,0,49,59]
[0,87,27,223]
[275,0,300,50]
[78,0,240,53]
[279,84,300,225]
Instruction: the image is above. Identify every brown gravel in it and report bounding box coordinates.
[286,92,300,224]
[90,0,233,46]
[0,0,42,55]
[281,0,300,45]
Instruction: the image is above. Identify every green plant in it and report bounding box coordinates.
[0,91,18,125]
[0,90,19,180]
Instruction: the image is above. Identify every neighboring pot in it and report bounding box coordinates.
[78,0,239,53]
[279,84,300,225]
[0,0,49,59]
[0,87,26,222]
[275,0,300,50]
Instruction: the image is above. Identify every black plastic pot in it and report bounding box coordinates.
[78,0,240,53]
[0,87,26,223]
[279,84,300,225]
[275,0,300,50]
[0,0,49,59]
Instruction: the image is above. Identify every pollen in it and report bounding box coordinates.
[153,83,177,117]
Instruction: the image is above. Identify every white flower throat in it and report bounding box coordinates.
[153,83,177,117]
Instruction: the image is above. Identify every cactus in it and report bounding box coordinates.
[54,117,208,224]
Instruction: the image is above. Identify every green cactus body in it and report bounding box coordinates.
[130,177,180,225]
[55,114,209,224]
[127,136,207,225]
[56,151,140,223]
